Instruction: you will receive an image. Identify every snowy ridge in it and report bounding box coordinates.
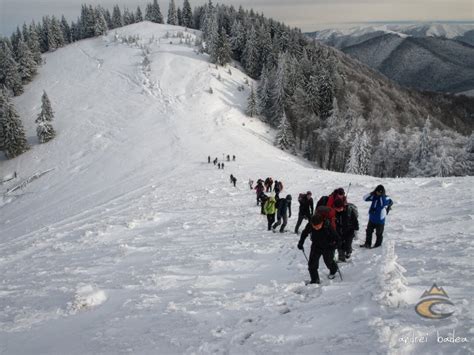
[311,23,474,41]
[0,22,472,353]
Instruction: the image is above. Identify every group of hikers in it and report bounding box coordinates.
[253,180,393,284]
[208,154,236,170]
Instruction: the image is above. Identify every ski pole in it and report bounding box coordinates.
[346,182,352,200]
[337,267,343,281]
[302,249,309,262]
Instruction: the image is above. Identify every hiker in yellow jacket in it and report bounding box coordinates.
[264,196,277,231]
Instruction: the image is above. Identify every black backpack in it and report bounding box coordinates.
[316,195,329,208]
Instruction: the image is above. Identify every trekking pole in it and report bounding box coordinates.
[346,182,352,200]
[337,267,343,281]
[302,249,309,262]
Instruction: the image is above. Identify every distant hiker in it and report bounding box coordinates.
[274,180,283,198]
[273,195,292,233]
[334,198,359,262]
[255,180,265,205]
[298,214,340,284]
[208,156,211,163]
[232,176,237,187]
[264,196,277,231]
[213,158,218,165]
[232,155,236,161]
[295,191,314,234]
[218,163,221,169]
[264,177,274,192]
[230,174,234,184]
[360,185,393,249]
[249,179,254,190]
[221,162,225,169]
[227,154,230,161]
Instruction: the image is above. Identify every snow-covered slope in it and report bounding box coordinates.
[0,22,472,354]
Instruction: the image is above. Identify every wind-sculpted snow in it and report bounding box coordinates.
[0,22,472,354]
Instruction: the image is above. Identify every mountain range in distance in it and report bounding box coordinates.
[307,22,474,95]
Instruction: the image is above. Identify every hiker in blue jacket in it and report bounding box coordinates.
[360,184,393,249]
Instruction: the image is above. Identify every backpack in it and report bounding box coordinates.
[316,195,329,208]
[298,193,306,203]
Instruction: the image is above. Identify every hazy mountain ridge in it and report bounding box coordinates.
[308,23,474,95]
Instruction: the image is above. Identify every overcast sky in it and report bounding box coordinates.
[1,0,473,35]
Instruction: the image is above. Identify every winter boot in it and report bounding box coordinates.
[328,273,336,280]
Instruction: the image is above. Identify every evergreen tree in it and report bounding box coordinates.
[246,85,258,117]
[177,8,183,26]
[123,8,134,26]
[241,25,259,78]
[275,112,295,151]
[103,9,113,29]
[80,5,95,38]
[409,118,434,176]
[346,131,371,175]
[268,53,286,126]
[433,147,454,177]
[206,14,219,63]
[167,0,178,25]
[27,23,42,64]
[48,16,65,50]
[36,91,56,143]
[317,70,334,120]
[257,63,273,119]
[112,5,123,29]
[94,9,108,36]
[16,37,37,83]
[0,44,23,96]
[0,90,29,158]
[136,6,144,22]
[229,19,245,61]
[146,0,164,24]
[216,28,231,66]
[182,0,193,28]
[60,15,72,43]
[39,16,51,52]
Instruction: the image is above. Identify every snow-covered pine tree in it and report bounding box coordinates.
[257,25,272,75]
[229,20,244,61]
[94,9,108,36]
[268,53,286,127]
[241,26,259,78]
[275,111,295,152]
[146,0,164,24]
[112,5,123,29]
[136,6,144,22]
[346,130,371,175]
[177,8,183,26]
[35,91,56,143]
[60,15,72,44]
[433,147,454,177]
[182,0,193,28]
[0,90,29,158]
[0,43,23,96]
[48,16,65,50]
[16,37,37,83]
[79,5,95,38]
[216,28,231,66]
[27,23,42,64]
[122,8,134,26]
[316,70,334,120]
[103,9,113,29]
[167,0,178,25]
[408,118,434,176]
[246,85,258,117]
